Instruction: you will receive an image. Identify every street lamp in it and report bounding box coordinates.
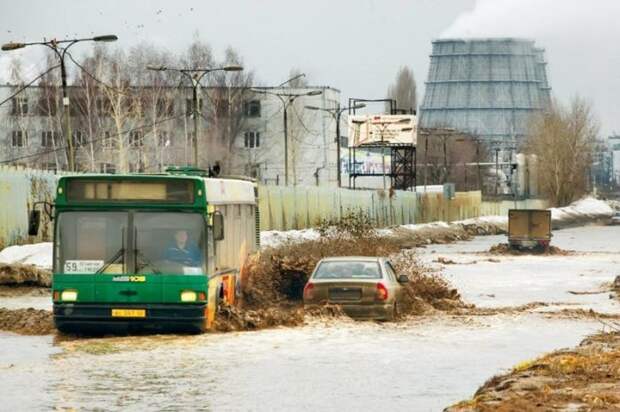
[304,103,365,187]
[147,65,243,168]
[251,87,323,185]
[2,35,118,171]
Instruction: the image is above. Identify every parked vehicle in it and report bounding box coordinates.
[303,256,409,321]
[508,209,552,250]
[609,211,620,225]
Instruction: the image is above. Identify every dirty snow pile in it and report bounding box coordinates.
[550,197,613,225]
[0,242,53,270]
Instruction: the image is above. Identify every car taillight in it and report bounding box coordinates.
[303,282,314,300]
[375,282,388,301]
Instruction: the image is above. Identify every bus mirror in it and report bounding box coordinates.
[28,210,41,236]
[213,212,224,241]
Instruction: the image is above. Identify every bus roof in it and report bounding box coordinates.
[55,174,256,208]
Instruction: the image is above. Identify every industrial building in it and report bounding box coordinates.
[0,84,342,186]
[419,38,552,151]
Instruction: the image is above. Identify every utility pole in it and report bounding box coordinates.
[495,147,500,196]
[2,35,118,171]
[252,87,322,185]
[148,64,243,168]
[304,102,366,187]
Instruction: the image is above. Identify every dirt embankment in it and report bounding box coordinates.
[0,308,54,335]
[390,222,506,248]
[220,229,465,331]
[0,263,51,288]
[446,331,620,411]
[487,243,573,256]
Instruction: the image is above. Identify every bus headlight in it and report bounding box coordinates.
[180,290,197,302]
[61,290,78,302]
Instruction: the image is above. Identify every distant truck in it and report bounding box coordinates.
[508,209,552,250]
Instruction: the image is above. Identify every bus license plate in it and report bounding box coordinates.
[111,309,146,318]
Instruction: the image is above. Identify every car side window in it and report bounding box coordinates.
[385,262,398,282]
[384,261,397,282]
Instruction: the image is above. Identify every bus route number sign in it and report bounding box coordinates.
[64,260,104,274]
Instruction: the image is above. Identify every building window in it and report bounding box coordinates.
[158,131,170,147]
[129,130,144,147]
[11,130,27,147]
[38,98,57,116]
[72,130,86,147]
[102,131,118,150]
[41,131,59,148]
[43,163,57,173]
[96,98,111,116]
[244,131,260,148]
[11,98,28,116]
[99,163,116,174]
[157,99,174,117]
[243,100,261,117]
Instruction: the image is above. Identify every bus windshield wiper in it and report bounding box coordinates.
[95,248,125,274]
[134,228,161,274]
[135,250,162,274]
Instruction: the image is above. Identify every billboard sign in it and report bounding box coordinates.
[348,114,417,147]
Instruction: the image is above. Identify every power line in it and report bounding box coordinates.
[0,114,183,164]
[0,64,61,107]
[65,51,133,96]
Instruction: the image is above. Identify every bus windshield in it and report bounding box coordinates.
[55,211,206,275]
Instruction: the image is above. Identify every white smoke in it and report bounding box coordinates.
[440,0,620,136]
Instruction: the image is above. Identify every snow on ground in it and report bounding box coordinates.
[0,242,52,269]
[550,197,614,222]
[260,196,613,248]
[260,229,321,248]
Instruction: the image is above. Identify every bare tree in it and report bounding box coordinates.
[36,52,64,170]
[386,66,417,113]
[526,96,599,206]
[203,46,254,172]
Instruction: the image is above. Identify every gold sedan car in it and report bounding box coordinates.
[303,256,410,320]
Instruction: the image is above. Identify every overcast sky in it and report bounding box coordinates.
[1,0,618,136]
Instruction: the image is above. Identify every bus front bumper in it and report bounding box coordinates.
[53,303,207,334]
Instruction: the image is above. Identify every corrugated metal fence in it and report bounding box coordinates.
[258,185,483,231]
[0,166,58,248]
[0,166,544,246]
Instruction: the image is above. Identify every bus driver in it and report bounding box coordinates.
[164,230,201,266]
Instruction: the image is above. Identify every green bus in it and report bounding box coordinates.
[29,168,259,333]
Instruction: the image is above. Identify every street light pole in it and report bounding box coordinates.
[147,65,243,168]
[252,88,323,186]
[304,103,365,187]
[2,35,118,171]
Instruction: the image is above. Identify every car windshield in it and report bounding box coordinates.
[313,261,382,279]
[55,211,206,275]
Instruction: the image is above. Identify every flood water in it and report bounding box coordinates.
[0,315,601,411]
[0,225,618,411]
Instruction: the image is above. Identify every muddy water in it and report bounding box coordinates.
[0,225,617,411]
[421,225,620,313]
[0,314,600,412]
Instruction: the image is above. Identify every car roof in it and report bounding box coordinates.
[319,256,384,263]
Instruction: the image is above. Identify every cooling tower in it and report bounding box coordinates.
[419,38,552,147]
